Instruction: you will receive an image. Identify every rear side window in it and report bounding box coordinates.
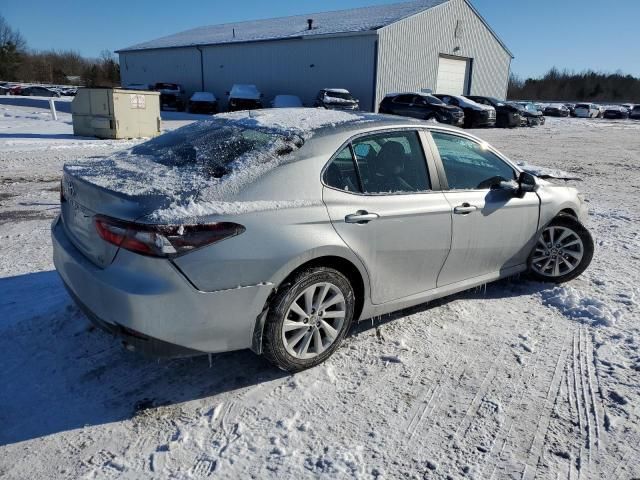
[393,95,415,104]
[323,147,360,193]
[431,132,516,190]
[352,131,431,194]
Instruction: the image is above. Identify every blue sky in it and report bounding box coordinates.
[2,0,639,78]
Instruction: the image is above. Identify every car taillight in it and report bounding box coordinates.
[94,215,245,258]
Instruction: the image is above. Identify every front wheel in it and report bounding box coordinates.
[528,215,594,283]
[262,267,355,372]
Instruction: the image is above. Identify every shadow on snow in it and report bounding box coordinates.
[0,270,552,446]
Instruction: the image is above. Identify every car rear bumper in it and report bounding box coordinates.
[51,216,273,357]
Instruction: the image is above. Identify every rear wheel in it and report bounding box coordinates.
[262,267,354,372]
[528,216,594,283]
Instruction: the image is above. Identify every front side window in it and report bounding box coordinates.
[431,132,516,190]
[393,94,415,104]
[352,131,431,194]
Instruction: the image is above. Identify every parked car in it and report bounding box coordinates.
[314,88,359,110]
[272,95,303,108]
[602,106,629,119]
[620,103,634,114]
[511,102,545,126]
[574,103,600,118]
[466,95,521,128]
[21,86,61,97]
[543,103,570,117]
[378,92,464,126]
[433,94,496,128]
[227,84,263,111]
[9,84,23,95]
[0,85,8,95]
[53,109,594,371]
[61,88,77,96]
[188,92,218,114]
[564,103,577,117]
[630,105,640,120]
[152,83,186,111]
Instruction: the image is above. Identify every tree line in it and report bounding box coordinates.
[508,68,640,103]
[0,15,119,86]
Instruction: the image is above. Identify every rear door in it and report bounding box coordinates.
[426,130,540,287]
[323,129,452,304]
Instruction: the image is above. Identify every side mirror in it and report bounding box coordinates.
[518,171,537,194]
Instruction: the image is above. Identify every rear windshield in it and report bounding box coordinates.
[575,104,590,109]
[131,122,303,179]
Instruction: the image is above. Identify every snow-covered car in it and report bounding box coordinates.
[433,94,496,128]
[314,88,359,111]
[271,95,303,108]
[574,103,601,118]
[53,109,593,372]
[602,106,629,119]
[227,84,263,112]
[188,92,218,114]
[630,105,640,120]
[543,104,570,117]
[21,86,61,97]
[61,88,77,96]
[152,83,186,111]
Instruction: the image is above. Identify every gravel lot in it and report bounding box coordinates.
[1,100,639,479]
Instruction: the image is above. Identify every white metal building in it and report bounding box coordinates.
[117,0,513,112]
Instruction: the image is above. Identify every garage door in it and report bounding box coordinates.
[436,56,470,95]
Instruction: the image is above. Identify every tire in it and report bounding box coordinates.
[262,267,355,372]
[527,215,594,283]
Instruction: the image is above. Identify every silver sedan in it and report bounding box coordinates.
[52,109,593,371]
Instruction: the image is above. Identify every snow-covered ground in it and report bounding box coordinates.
[1,99,639,479]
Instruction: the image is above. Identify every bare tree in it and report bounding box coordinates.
[0,15,27,80]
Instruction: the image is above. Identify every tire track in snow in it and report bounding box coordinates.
[485,318,570,480]
[520,325,571,480]
[577,327,593,467]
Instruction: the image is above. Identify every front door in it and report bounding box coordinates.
[428,130,540,287]
[322,130,452,305]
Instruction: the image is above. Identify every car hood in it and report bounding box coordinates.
[518,162,582,181]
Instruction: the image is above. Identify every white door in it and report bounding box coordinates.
[436,56,470,95]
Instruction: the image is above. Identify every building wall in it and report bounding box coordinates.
[119,47,202,94]
[375,0,512,109]
[120,34,378,111]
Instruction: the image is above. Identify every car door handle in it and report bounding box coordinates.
[345,211,379,224]
[453,203,478,215]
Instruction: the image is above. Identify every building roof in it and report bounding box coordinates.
[117,0,450,52]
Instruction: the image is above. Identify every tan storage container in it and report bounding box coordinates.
[71,88,161,139]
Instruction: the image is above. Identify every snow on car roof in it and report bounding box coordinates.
[324,88,351,94]
[440,94,494,111]
[118,0,449,51]
[230,84,261,100]
[190,92,217,102]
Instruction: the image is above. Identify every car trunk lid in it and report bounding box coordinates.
[61,170,177,268]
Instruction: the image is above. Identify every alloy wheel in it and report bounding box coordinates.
[530,225,584,278]
[281,282,346,360]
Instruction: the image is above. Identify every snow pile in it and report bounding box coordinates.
[150,199,319,221]
[540,286,621,327]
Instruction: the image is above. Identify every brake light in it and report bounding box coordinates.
[95,215,245,258]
